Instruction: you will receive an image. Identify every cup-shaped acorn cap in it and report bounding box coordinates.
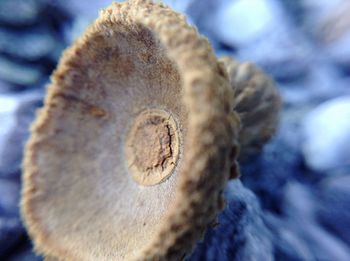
[220,57,281,159]
[21,1,240,260]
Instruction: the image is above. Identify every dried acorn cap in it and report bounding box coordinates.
[219,57,282,159]
[21,1,240,261]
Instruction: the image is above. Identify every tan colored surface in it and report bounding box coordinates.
[125,109,180,186]
[22,1,239,260]
[220,57,282,159]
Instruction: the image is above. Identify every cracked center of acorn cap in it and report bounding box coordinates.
[125,109,180,186]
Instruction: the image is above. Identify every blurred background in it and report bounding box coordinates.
[0,0,349,260]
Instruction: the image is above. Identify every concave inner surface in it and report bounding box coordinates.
[31,25,186,261]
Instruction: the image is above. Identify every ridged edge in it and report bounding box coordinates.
[21,1,241,260]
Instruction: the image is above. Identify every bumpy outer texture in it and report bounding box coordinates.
[220,57,282,159]
[21,1,240,261]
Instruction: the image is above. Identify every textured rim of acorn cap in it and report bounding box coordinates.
[21,1,240,260]
[219,57,282,159]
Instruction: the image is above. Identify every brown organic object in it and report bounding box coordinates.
[220,57,281,159]
[21,1,280,261]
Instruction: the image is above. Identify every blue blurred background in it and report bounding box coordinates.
[0,0,349,260]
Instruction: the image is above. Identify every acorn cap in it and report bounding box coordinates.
[219,57,282,159]
[21,1,240,260]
